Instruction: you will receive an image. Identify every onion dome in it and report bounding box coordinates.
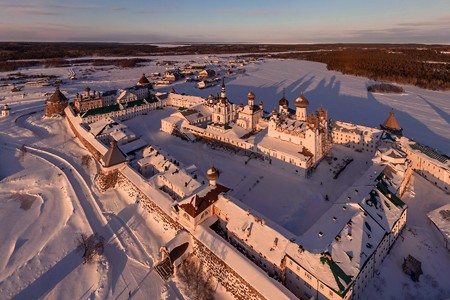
[239,102,244,108]
[138,73,150,85]
[294,92,309,108]
[259,100,263,106]
[208,93,214,101]
[279,94,289,107]
[206,165,219,180]
[247,91,255,100]
[48,87,68,103]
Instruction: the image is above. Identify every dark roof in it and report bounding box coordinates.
[102,141,126,167]
[180,184,229,218]
[102,89,117,97]
[48,87,68,103]
[169,242,189,263]
[410,143,449,163]
[138,73,150,85]
[279,96,288,107]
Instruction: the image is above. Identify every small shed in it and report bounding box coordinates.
[402,255,423,282]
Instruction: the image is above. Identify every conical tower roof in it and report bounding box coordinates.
[138,73,150,85]
[48,87,68,103]
[101,140,126,167]
[383,111,401,130]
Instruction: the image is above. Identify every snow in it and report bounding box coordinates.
[428,204,450,246]
[194,217,296,300]
[1,54,449,300]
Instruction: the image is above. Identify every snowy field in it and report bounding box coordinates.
[0,55,449,300]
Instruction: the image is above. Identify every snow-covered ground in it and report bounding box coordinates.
[0,56,449,300]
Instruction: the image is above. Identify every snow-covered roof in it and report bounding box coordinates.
[400,137,450,168]
[171,104,212,124]
[332,120,382,139]
[257,133,312,161]
[372,147,408,171]
[336,185,404,233]
[214,195,296,267]
[205,123,251,140]
[118,138,147,154]
[273,117,308,134]
[137,151,171,173]
[160,165,204,197]
[428,204,450,243]
[289,202,385,295]
[194,217,297,300]
[89,117,117,136]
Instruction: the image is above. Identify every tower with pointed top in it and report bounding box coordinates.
[212,78,236,125]
[381,110,403,136]
[45,86,69,117]
[220,77,226,99]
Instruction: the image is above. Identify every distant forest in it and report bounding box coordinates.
[1,42,450,90]
[267,47,450,90]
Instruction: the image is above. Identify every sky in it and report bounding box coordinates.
[0,0,450,44]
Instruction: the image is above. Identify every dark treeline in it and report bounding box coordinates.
[265,47,450,90]
[2,42,450,90]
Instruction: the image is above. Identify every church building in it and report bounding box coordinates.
[236,91,263,131]
[212,78,237,125]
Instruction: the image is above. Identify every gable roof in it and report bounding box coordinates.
[179,184,229,218]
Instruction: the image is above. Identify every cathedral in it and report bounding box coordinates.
[268,91,328,167]
[236,91,264,131]
[211,78,237,126]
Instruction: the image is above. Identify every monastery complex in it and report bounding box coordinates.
[57,73,450,300]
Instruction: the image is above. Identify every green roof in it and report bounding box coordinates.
[146,96,159,103]
[410,143,448,163]
[82,104,120,117]
[82,99,148,118]
[325,258,353,293]
[376,181,405,208]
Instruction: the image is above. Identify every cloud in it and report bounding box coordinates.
[111,6,126,11]
[0,5,60,16]
[47,3,98,10]
[217,8,281,16]
[397,16,450,27]
[345,26,450,43]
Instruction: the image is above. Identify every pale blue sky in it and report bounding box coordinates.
[0,0,449,43]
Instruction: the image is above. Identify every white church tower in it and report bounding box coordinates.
[212,78,236,125]
[294,92,309,121]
